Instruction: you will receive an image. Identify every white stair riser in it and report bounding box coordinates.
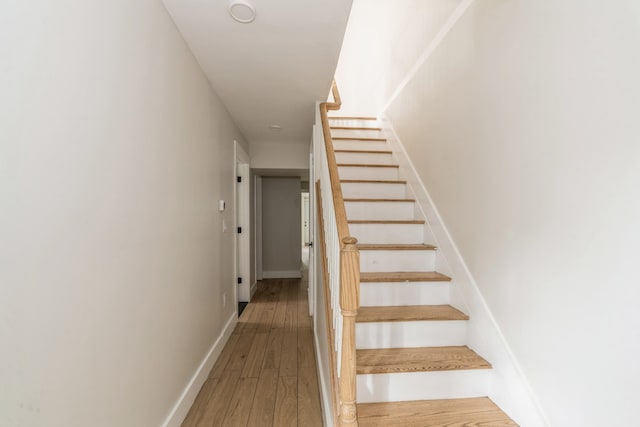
[335,152,394,164]
[360,250,436,272]
[339,166,399,181]
[341,183,408,199]
[356,321,467,349]
[346,201,416,221]
[350,223,424,244]
[360,282,450,306]
[331,129,383,139]
[357,370,489,403]
[333,140,389,151]
[329,119,380,128]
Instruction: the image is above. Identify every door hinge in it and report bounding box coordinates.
[237,277,242,284]
[237,227,242,233]
[237,176,242,183]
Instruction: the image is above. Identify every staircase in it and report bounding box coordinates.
[328,116,517,426]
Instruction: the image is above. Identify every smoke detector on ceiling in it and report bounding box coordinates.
[228,1,256,24]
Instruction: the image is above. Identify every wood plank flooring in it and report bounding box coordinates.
[182,279,323,427]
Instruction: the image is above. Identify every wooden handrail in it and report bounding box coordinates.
[319,80,361,426]
[320,81,350,242]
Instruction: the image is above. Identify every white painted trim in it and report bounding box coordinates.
[380,116,549,427]
[313,327,332,427]
[250,280,258,299]
[235,141,251,303]
[161,313,237,427]
[255,175,263,281]
[380,0,475,113]
[307,149,315,318]
[262,270,302,279]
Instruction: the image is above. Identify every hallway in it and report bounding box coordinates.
[181,279,323,426]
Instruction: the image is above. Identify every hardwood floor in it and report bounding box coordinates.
[182,279,323,427]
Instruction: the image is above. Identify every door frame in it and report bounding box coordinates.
[234,141,251,304]
[307,148,315,316]
[301,192,310,245]
[254,175,263,283]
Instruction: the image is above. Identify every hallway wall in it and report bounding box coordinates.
[334,0,640,425]
[262,177,302,278]
[0,1,247,426]
[250,141,311,171]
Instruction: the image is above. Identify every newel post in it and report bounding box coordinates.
[339,236,360,426]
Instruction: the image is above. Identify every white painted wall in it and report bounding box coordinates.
[337,0,640,425]
[0,1,247,426]
[250,141,311,171]
[335,0,463,116]
[261,177,302,278]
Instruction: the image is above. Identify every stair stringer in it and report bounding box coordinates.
[379,114,549,427]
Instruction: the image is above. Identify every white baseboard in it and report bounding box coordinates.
[380,115,548,427]
[161,313,237,427]
[262,270,302,279]
[313,328,333,427]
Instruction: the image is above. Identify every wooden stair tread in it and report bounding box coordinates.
[333,137,387,141]
[335,149,392,154]
[357,346,491,374]
[338,163,398,168]
[348,219,425,224]
[360,271,451,282]
[357,397,518,427]
[329,116,377,120]
[341,179,406,184]
[331,126,382,131]
[357,305,469,323]
[357,243,435,250]
[344,198,415,202]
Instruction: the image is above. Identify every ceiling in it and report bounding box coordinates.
[162,0,353,145]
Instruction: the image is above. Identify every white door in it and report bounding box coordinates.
[302,193,310,245]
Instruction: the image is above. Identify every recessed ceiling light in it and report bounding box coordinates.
[268,124,282,131]
[228,1,256,24]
